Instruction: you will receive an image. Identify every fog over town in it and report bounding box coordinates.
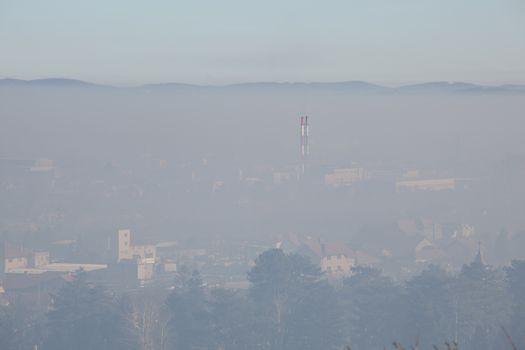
[1,1,525,349]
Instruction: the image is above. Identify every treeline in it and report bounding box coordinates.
[1,249,524,350]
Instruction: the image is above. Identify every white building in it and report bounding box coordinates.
[396,178,457,192]
[117,229,156,262]
[325,168,365,187]
[4,245,106,275]
[117,229,157,281]
[321,255,355,276]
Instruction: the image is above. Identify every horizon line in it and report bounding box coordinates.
[1,77,525,89]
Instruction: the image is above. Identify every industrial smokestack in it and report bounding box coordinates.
[300,116,309,176]
[305,116,309,157]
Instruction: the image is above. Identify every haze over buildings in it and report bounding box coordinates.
[1,1,525,350]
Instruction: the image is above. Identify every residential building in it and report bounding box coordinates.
[324,167,365,186]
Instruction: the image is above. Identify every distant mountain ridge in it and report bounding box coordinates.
[0,78,103,88]
[1,78,524,95]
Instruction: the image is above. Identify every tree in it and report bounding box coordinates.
[247,249,342,350]
[248,249,320,322]
[402,265,456,348]
[43,270,139,350]
[129,286,171,350]
[505,260,525,349]
[0,305,16,350]
[208,288,263,350]
[1,299,45,350]
[165,270,213,350]
[341,266,404,349]
[454,259,511,350]
[283,281,343,350]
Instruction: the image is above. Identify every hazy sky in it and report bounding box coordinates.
[1,0,524,85]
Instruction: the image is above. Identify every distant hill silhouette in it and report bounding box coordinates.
[0,78,104,88]
[1,78,524,95]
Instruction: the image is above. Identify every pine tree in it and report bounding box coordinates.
[247,249,341,350]
[165,270,212,350]
[341,266,404,349]
[43,270,139,350]
[403,265,456,347]
[454,258,511,350]
[505,260,525,349]
[0,305,15,350]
